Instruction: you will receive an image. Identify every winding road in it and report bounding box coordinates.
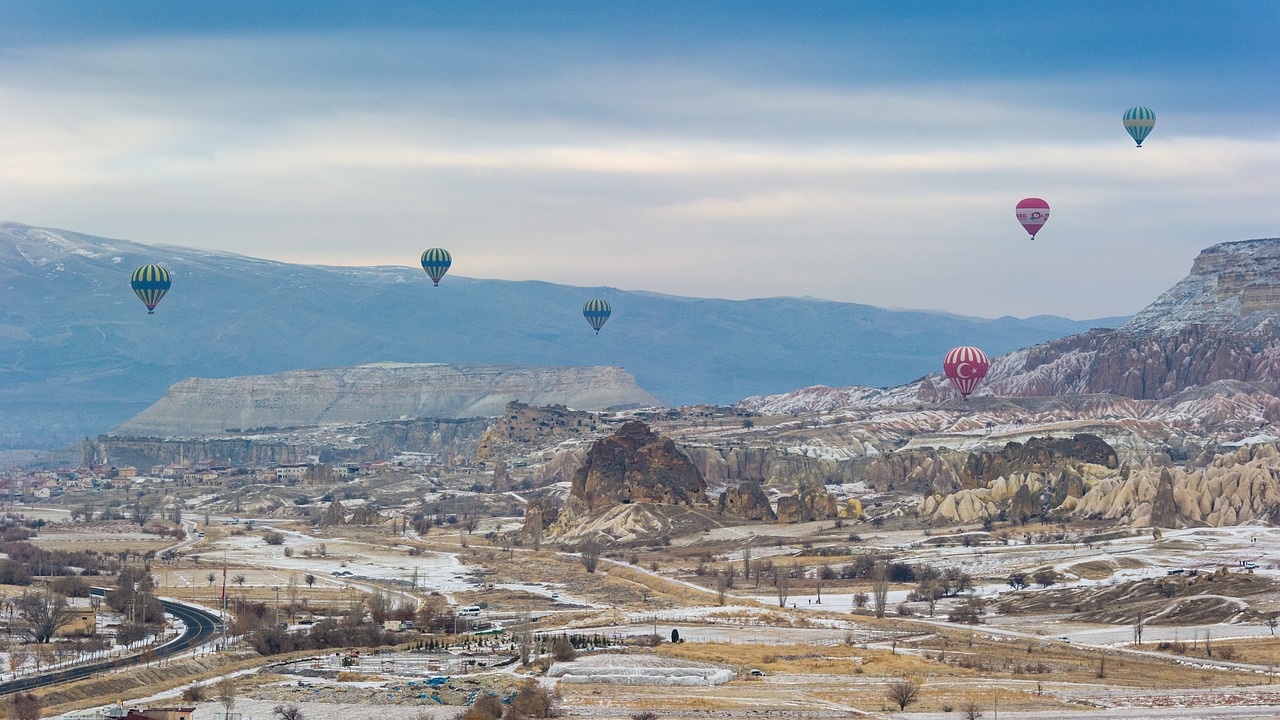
[0,594,221,696]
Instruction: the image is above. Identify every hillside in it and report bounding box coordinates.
[116,363,659,436]
[744,237,1280,412]
[0,221,1115,447]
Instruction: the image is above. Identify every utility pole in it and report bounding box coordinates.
[274,587,281,627]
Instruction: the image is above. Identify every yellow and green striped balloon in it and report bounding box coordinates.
[583,298,611,334]
[130,264,171,314]
[420,248,452,286]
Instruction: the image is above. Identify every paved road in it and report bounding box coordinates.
[0,595,221,696]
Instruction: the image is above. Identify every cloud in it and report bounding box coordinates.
[0,27,1277,320]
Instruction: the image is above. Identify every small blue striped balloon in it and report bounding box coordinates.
[130,264,172,314]
[583,299,611,334]
[420,248,452,286]
[1123,106,1156,147]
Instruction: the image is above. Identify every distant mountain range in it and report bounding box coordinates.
[0,221,1122,448]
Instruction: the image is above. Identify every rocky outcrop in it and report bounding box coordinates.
[476,402,600,466]
[775,485,840,523]
[568,421,707,511]
[968,435,1119,481]
[683,447,864,488]
[348,505,383,525]
[922,442,1280,527]
[1149,468,1179,528]
[116,363,663,437]
[318,499,346,526]
[543,421,710,543]
[718,482,776,521]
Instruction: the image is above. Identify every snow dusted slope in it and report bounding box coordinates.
[744,237,1280,412]
[1124,237,1280,334]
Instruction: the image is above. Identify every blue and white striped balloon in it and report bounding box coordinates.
[1123,106,1156,147]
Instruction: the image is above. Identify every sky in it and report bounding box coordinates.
[1,1,1278,319]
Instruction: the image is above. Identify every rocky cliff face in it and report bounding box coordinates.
[116,363,662,437]
[921,442,1280,528]
[567,421,707,512]
[743,238,1280,410]
[718,481,776,521]
[967,435,1118,481]
[1124,238,1280,334]
[92,416,490,470]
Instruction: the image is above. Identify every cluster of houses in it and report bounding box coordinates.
[0,454,447,502]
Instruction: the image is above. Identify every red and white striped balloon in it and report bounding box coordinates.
[943,346,990,399]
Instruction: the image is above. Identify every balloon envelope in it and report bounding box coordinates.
[1015,198,1050,240]
[943,346,989,399]
[420,248,452,286]
[583,299,611,333]
[130,264,171,314]
[1123,106,1156,147]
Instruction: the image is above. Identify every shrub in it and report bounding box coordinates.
[263,531,285,545]
[505,678,558,719]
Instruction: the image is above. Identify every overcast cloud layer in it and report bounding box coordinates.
[1,1,1277,318]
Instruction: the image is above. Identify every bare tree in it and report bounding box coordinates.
[272,704,304,720]
[961,698,984,720]
[871,561,890,619]
[716,572,728,606]
[1266,613,1278,636]
[886,679,921,711]
[1133,611,1145,645]
[216,676,237,713]
[233,574,247,587]
[304,573,316,589]
[207,572,216,587]
[579,537,601,574]
[742,546,752,577]
[853,591,868,610]
[17,590,75,643]
[513,605,534,666]
[131,501,157,527]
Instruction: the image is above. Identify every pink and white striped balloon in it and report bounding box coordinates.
[1015,197,1050,240]
[943,346,990,399]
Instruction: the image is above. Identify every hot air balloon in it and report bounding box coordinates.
[130,264,171,314]
[943,346,989,400]
[1015,198,1050,240]
[420,248,452,286]
[583,299,611,334]
[1123,106,1156,147]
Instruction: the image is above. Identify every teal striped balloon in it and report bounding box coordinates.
[1123,106,1156,147]
[420,248,452,286]
[130,264,171,314]
[583,299,611,334]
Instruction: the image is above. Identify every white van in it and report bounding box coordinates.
[458,606,482,618]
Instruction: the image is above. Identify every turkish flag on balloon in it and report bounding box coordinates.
[943,346,990,399]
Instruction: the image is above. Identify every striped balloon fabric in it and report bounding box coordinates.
[943,346,990,399]
[1014,198,1050,240]
[583,299,611,334]
[420,248,452,286]
[1123,106,1156,147]
[130,264,172,314]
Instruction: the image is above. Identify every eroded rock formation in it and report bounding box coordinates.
[718,481,777,521]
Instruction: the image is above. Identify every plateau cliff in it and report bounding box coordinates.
[744,237,1280,410]
[116,363,661,437]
